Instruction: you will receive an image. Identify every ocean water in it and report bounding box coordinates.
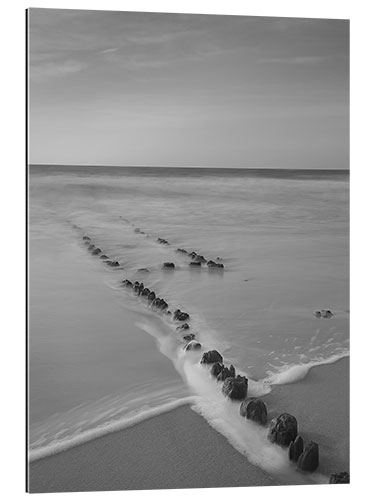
[28,166,349,483]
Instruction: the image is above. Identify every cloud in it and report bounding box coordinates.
[30,59,87,82]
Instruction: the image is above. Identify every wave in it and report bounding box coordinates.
[263,350,349,385]
[29,396,196,462]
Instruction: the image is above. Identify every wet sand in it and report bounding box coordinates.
[28,357,349,492]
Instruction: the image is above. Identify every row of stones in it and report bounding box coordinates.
[82,236,121,267]
[200,349,348,483]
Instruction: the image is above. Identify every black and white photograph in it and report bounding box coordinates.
[27,6,349,493]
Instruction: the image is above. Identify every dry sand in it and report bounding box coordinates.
[28,357,349,493]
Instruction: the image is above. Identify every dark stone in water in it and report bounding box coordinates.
[159,299,168,311]
[157,238,169,245]
[288,435,304,463]
[201,350,223,364]
[189,261,201,267]
[297,441,319,472]
[183,333,196,341]
[177,323,190,331]
[268,413,298,447]
[194,255,207,263]
[88,244,95,250]
[92,248,101,255]
[140,287,150,297]
[210,362,224,378]
[138,268,150,272]
[100,254,108,260]
[163,262,175,268]
[329,472,350,484]
[314,310,322,317]
[82,236,90,241]
[217,364,236,382]
[222,376,248,400]
[148,291,156,302]
[240,397,267,425]
[173,309,190,321]
[189,251,197,258]
[321,309,333,318]
[207,261,224,269]
[184,341,201,351]
[122,279,133,288]
[107,260,120,267]
[176,248,188,254]
[134,228,140,233]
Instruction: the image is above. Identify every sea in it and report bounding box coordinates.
[28,165,349,484]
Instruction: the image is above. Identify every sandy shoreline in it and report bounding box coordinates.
[28,357,349,493]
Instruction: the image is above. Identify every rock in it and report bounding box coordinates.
[288,435,304,462]
[297,441,319,472]
[140,287,150,297]
[314,310,322,317]
[183,333,196,341]
[207,261,224,269]
[321,309,333,318]
[201,350,223,364]
[184,341,202,351]
[189,261,201,267]
[92,248,101,255]
[240,397,268,425]
[163,262,175,269]
[100,254,109,259]
[134,228,141,233]
[329,472,349,484]
[159,299,168,311]
[122,279,133,288]
[268,413,298,447]
[194,255,207,263]
[84,241,90,245]
[189,251,197,258]
[148,291,156,302]
[176,323,190,331]
[222,376,248,400]
[173,309,190,321]
[88,244,95,250]
[217,365,236,382]
[157,238,169,245]
[210,362,225,378]
[82,236,90,241]
[107,261,120,267]
[176,248,187,254]
[138,268,150,272]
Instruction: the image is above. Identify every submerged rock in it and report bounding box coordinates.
[297,441,319,472]
[163,262,175,269]
[222,376,248,400]
[184,341,202,351]
[176,323,190,331]
[82,236,91,241]
[268,413,298,447]
[288,435,304,462]
[207,260,224,269]
[194,255,207,263]
[137,268,150,272]
[92,248,102,255]
[183,333,196,342]
[239,398,268,425]
[100,254,109,260]
[189,261,201,267]
[321,309,333,318]
[201,350,223,364]
[176,248,188,254]
[88,244,95,251]
[157,238,169,245]
[107,260,120,267]
[122,279,133,288]
[329,472,350,484]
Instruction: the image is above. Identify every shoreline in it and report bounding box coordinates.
[28,356,349,492]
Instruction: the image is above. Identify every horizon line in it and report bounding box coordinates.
[29,163,349,171]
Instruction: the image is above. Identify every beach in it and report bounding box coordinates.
[28,357,348,492]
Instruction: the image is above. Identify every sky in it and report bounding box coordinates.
[28,9,349,168]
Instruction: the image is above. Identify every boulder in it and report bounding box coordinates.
[82,236,91,241]
[194,255,207,263]
[329,472,349,484]
[210,362,225,378]
[188,251,197,258]
[157,238,169,245]
[183,333,196,342]
[92,248,101,255]
[176,323,190,331]
[100,254,109,259]
[201,350,223,364]
[217,365,236,382]
[184,341,202,351]
[122,279,133,288]
[177,248,188,254]
[189,261,201,267]
[240,398,268,425]
[159,300,168,311]
[140,288,150,297]
[268,413,298,447]
[88,244,95,250]
[321,309,333,318]
[288,435,304,462]
[314,310,322,317]
[173,309,190,321]
[107,261,120,267]
[163,262,175,269]
[222,376,248,400]
[148,291,156,302]
[207,261,224,269]
[297,441,319,472]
